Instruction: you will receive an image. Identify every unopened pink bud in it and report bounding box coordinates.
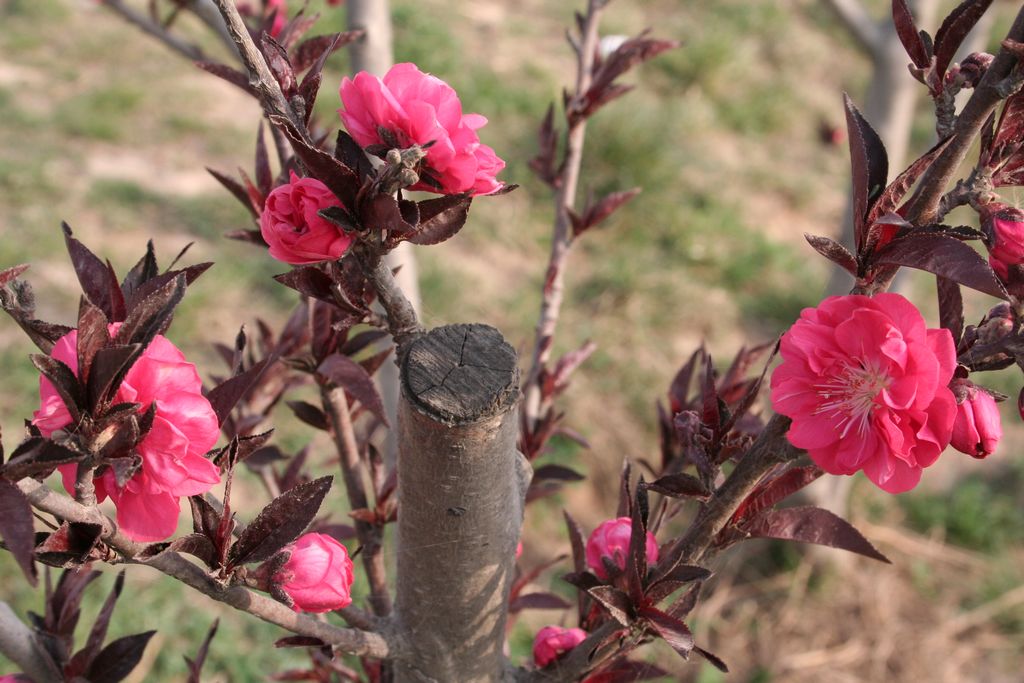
[951,384,1002,459]
[532,626,587,668]
[273,533,354,613]
[584,517,658,579]
[982,203,1024,280]
[959,52,994,88]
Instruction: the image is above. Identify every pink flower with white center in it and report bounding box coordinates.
[532,626,587,668]
[771,294,957,493]
[584,517,659,580]
[338,63,505,196]
[34,326,221,542]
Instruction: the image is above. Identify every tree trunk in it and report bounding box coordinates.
[393,324,529,682]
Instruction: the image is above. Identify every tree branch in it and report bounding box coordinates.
[321,385,392,617]
[821,0,882,55]
[0,602,63,683]
[209,0,306,136]
[361,255,424,356]
[522,0,606,431]
[904,7,1024,228]
[17,479,398,659]
[100,0,209,62]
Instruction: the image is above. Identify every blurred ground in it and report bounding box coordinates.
[0,0,1022,681]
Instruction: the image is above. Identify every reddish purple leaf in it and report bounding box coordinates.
[406,194,473,246]
[892,0,931,68]
[0,479,36,585]
[588,585,632,625]
[873,233,1007,299]
[63,223,126,322]
[205,356,276,425]
[317,353,388,426]
[292,31,361,74]
[269,115,360,207]
[743,506,890,562]
[185,619,219,683]
[937,276,965,343]
[86,630,156,683]
[695,646,729,672]
[868,137,953,229]
[843,95,889,253]
[577,188,641,236]
[68,571,125,676]
[804,233,858,275]
[532,464,584,482]
[227,476,333,567]
[286,400,329,431]
[644,472,711,501]
[195,61,257,97]
[733,466,824,523]
[508,592,572,613]
[638,606,694,659]
[933,0,995,82]
[0,263,29,287]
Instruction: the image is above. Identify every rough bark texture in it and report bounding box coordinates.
[394,324,527,682]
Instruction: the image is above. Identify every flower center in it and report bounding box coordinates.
[814,359,891,437]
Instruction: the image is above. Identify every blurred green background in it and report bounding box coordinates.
[0,0,1022,680]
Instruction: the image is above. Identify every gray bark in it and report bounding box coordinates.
[393,324,528,682]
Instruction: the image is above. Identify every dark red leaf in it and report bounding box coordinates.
[405,193,473,246]
[69,571,124,676]
[2,438,84,480]
[933,0,995,82]
[205,356,275,425]
[274,635,328,649]
[508,592,572,613]
[120,242,159,308]
[531,464,585,482]
[185,619,219,683]
[317,353,388,426]
[292,31,360,74]
[227,476,333,567]
[873,233,1008,299]
[86,630,156,683]
[644,473,711,500]
[529,103,558,185]
[868,137,953,229]
[743,506,891,562]
[937,276,965,344]
[695,646,729,672]
[195,61,257,97]
[287,400,329,430]
[335,130,373,182]
[87,344,142,410]
[0,263,29,287]
[31,354,84,423]
[260,34,297,97]
[577,188,641,236]
[732,466,824,524]
[588,585,632,625]
[0,479,36,585]
[63,223,126,322]
[208,167,258,217]
[639,606,694,658]
[255,123,273,198]
[892,0,931,68]
[269,115,360,207]
[362,193,415,236]
[804,233,858,275]
[273,266,336,303]
[843,95,889,253]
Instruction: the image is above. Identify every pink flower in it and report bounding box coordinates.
[771,294,957,493]
[33,326,221,542]
[0,675,31,682]
[338,63,505,196]
[951,384,1002,459]
[585,517,659,580]
[532,626,587,668]
[260,172,353,265]
[983,203,1024,280]
[274,533,354,613]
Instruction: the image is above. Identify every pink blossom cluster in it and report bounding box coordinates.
[771,294,1002,493]
[34,326,221,541]
[585,517,658,579]
[339,63,505,196]
[532,626,587,668]
[260,172,353,265]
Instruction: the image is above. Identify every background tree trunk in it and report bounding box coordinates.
[393,324,529,682]
[346,0,423,466]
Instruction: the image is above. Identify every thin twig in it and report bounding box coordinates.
[361,255,424,356]
[522,0,605,431]
[904,6,1024,228]
[821,0,882,55]
[100,0,209,62]
[17,478,398,658]
[209,0,307,137]
[74,460,97,507]
[322,385,392,617]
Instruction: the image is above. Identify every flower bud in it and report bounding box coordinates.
[273,533,354,613]
[982,203,1024,280]
[951,383,1002,459]
[260,172,353,265]
[958,52,994,88]
[584,517,659,579]
[532,626,587,668]
[977,303,1014,345]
